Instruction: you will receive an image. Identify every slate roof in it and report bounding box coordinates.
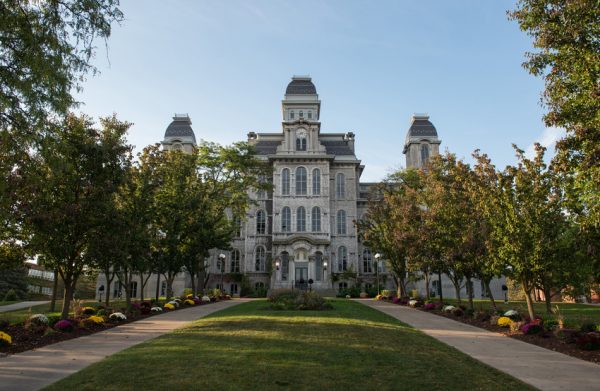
[407,118,438,138]
[321,140,354,155]
[254,140,280,155]
[165,116,197,143]
[285,78,317,95]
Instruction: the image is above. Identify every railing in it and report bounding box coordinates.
[294,281,308,291]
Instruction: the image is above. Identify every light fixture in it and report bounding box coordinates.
[275,261,280,270]
[323,261,328,271]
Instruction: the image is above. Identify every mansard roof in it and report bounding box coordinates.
[285,77,317,95]
[406,115,438,138]
[164,114,197,143]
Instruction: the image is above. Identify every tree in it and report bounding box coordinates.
[0,265,28,300]
[509,1,600,282]
[20,114,131,319]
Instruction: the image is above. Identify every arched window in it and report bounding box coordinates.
[255,246,266,272]
[312,168,321,195]
[311,206,321,232]
[281,168,290,195]
[336,173,345,199]
[336,210,347,235]
[296,137,307,151]
[290,110,295,120]
[217,256,225,272]
[256,210,266,234]
[281,207,291,232]
[296,206,306,232]
[296,167,307,195]
[338,246,347,272]
[231,250,241,273]
[421,144,430,165]
[363,249,373,273]
[315,252,323,281]
[281,252,289,281]
[299,110,304,118]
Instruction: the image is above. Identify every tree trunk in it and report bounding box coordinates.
[166,273,175,300]
[155,273,161,301]
[60,281,75,320]
[522,278,536,320]
[466,277,474,311]
[454,282,462,303]
[104,272,114,307]
[483,279,497,310]
[189,269,196,297]
[50,268,59,312]
[438,271,443,303]
[543,283,554,315]
[424,271,430,300]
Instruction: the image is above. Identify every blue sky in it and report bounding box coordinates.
[76,0,562,182]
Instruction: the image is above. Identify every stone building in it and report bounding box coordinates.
[95,75,505,300]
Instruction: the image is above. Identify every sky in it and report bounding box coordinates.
[75,0,563,182]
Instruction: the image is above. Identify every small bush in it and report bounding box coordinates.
[451,307,464,317]
[184,299,195,306]
[268,290,331,310]
[521,320,543,335]
[423,303,436,311]
[29,314,49,327]
[544,319,559,330]
[109,312,127,321]
[497,317,512,328]
[96,309,107,317]
[81,307,96,315]
[3,289,17,302]
[55,319,75,332]
[474,311,490,322]
[47,315,61,327]
[0,331,12,347]
[164,303,175,310]
[465,308,475,318]
[0,319,9,330]
[575,332,600,351]
[580,321,597,333]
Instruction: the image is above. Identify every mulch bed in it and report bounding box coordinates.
[417,306,600,365]
[0,299,227,356]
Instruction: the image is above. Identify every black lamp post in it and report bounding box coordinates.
[218,253,226,293]
[98,285,105,303]
[374,253,381,295]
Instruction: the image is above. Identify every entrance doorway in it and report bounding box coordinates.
[295,263,308,290]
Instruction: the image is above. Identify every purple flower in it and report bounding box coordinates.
[55,319,74,332]
[424,303,436,310]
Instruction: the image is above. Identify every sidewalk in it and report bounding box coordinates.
[0,299,246,391]
[358,299,600,391]
[0,301,49,313]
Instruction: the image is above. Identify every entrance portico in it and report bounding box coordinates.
[272,238,330,291]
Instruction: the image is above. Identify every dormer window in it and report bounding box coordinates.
[299,110,304,118]
[290,110,295,120]
[296,129,307,151]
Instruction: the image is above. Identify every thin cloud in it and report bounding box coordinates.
[525,126,566,158]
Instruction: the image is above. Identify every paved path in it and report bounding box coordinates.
[0,301,49,313]
[358,299,600,391]
[0,299,247,391]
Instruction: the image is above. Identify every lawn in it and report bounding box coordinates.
[44,299,533,391]
[0,300,20,307]
[439,298,600,326]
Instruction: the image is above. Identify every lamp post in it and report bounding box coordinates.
[98,285,104,303]
[374,253,381,295]
[323,261,327,286]
[218,253,226,294]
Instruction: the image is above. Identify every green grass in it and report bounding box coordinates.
[44,299,533,391]
[0,300,20,307]
[440,298,600,326]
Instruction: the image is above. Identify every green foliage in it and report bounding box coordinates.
[0,266,28,300]
[3,289,17,302]
[337,286,361,298]
[268,289,332,310]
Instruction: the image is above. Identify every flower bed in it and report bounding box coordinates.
[390,299,600,365]
[0,293,230,356]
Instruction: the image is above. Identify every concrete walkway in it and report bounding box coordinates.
[0,299,246,391]
[0,301,49,313]
[358,299,600,391]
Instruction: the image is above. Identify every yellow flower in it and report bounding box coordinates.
[88,315,105,324]
[184,299,195,305]
[164,303,175,310]
[0,331,12,345]
[497,316,513,327]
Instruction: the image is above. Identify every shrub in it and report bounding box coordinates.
[423,303,436,311]
[81,307,96,315]
[409,300,422,308]
[183,288,193,297]
[0,319,9,330]
[474,311,491,322]
[3,289,17,302]
[47,315,61,327]
[375,294,383,301]
[96,309,107,317]
[544,319,559,330]
[193,297,201,305]
[497,317,513,328]
[575,332,600,351]
[0,331,12,347]
[140,301,152,315]
[210,288,222,299]
[268,290,331,310]
[442,305,455,313]
[87,315,105,324]
[109,312,127,321]
[381,289,393,299]
[29,314,49,327]
[451,307,464,317]
[201,295,211,303]
[521,322,543,335]
[164,303,175,310]
[465,308,475,318]
[580,321,597,333]
[55,319,75,332]
[392,297,401,304]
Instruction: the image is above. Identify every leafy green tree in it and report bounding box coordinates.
[20,114,131,319]
[0,265,28,300]
[510,1,600,282]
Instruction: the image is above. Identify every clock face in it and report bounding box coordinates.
[297,129,307,138]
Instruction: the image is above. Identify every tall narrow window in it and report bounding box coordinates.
[296,137,307,151]
[421,144,430,165]
[336,210,347,235]
[233,216,242,237]
[296,206,306,232]
[308,110,312,119]
[281,252,289,281]
[255,246,266,272]
[299,110,304,118]
[311,206,321,232]
[312,168,321,195]
[363,249,373,273]
[296,167,307,195]
[257,175,267,199]
[338,246,347,272]
[281,207,291,232]
[231,250,241,273]
[281,168,290,195]
[290,110,294,120]
[336,173,345,199]
[315,252,323,281]
[256,210,266,234]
